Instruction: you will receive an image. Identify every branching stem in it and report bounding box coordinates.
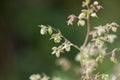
[51,27,81,51]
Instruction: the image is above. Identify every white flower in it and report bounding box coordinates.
[94,26,106,36]
[62,41,72,52]
[29,74,41,80]
[93,1,99,6]
[67,14,76,25]
[105,34,117,43]
[51,33,62,43]
[91,13,97,18]
[40,25,47,35]
[52,46,63,57]
[77,20,85,26]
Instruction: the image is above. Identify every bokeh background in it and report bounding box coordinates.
[0,0,120,80]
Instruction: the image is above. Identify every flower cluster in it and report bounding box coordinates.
[39,25,53,35]
[36,0,120,80]
[81,73,109,80]
[52,41,72,57]
[29,74,50,80]
[74,22,119,79]
[90,22,119,43]
[39,25,74,57]
[67,1,103,27]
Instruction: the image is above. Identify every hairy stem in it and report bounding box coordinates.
[80,6,91,67]
[61,35,81,51]
[82,7,91,49]
[51,27,81,51]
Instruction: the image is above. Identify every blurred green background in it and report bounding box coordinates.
[0,0,120,80]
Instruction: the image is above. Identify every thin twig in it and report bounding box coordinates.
[50,26,81,51]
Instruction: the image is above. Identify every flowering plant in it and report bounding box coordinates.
[30,0,120,80]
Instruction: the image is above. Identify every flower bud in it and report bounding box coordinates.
[93,1,99,6]
[91,13,97,18]
[40,26,47,35]
[77,20,85,26]
[111,26,117,32]
[85,0,90,6]
[30,74,41,80]
[48,26,53,35]
[78,13,86,19]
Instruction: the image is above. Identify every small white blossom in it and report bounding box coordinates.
[51,33,62,43]
[67,14,76,25]
[77,20,85,26]
[30,74,41,80]
[93,1,99,6]
[91,13,97,18]
[94,26,106,36]
[105,34,117,43]
[62,41,72,52]
[52,46,63,57]
[40,25,47,35]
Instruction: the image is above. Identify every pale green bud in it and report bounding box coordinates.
[77,20,85,26]
[67,20,73,26]
[82,9,89,15]
[101,74,109,80]
[78,13,86,19]
[96,55,104,63]
[111,26,117,32]
[48,26,53,35]
[110,57,117,63]
[85,0,90,6]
